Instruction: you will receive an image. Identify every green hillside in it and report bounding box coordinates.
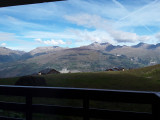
[1,64,160,91]
[0,65,160,120]
[41,64,160,91]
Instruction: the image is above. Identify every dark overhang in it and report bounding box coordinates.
[0,0,65,7]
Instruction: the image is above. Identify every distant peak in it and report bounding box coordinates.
[156,43,160,47]
[138,42,146,45]
[132,42,148,48]
[91,42,99,45]
[137,42,145,46]
[100,42,110,45]
[53,46,59,48]
[0,46,7,49]
[90,42,110,46]
[35,46,60,49]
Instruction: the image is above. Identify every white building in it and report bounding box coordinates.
[60,68,70,73]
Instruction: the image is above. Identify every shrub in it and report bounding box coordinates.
[15,76,46,86]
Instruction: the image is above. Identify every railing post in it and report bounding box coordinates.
[152,96,160,120]
[83,94,89,120]
[26,95,32,120]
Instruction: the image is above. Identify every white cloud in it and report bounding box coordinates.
[64,0,160,44]
[65,14,112,30]
[7,46,34,52]
[44,40,65,45]
[0,0,160,48]
[69,29,116,44]
[109,30,151,43]
[35,38,66,45]
[65,14,151,44]
[1,43,6,46]
[35,38,43,43]
[65,0,160,28]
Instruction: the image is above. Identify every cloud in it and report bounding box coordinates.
[115,0,160,28]
[6,16,46,30]
[7,46,34,52]
[26,29,116,47]
[66,0,129,19]
[112,0,127,10]
[35,38,43,43]
[65,14,112,30]
[25,31,75,39]
[70,29,151,44]
[0,43,6,46]
[69,29,116,44]
[66,0,160,36]
[65,0,160,28]
[65,13,151,43]
[0,1,67,20]
[0,32,17,41]
[0,16,51,33]
[44,40,65,45]
[0,32,37,45]
[109,30,151,43]
[0,0,160,49]
[35,38,66,45]
[155,32,160,41]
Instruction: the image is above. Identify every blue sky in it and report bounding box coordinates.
[0,0,160,51]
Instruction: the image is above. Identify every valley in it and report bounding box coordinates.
[0,42,160,78]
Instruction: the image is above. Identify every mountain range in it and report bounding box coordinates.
[0,42,160,78]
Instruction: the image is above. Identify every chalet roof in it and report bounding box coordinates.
[106,67,125,71]
[39,68,60,74]
[0,0,65,7]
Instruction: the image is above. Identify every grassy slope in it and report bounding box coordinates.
[1,65,160,119]
[45,71,160,91]
[1,64,160,91]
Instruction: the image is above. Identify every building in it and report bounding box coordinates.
[38,68,60,75]
[105,67,125,71]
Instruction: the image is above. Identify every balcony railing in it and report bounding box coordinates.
[0,85,160,120]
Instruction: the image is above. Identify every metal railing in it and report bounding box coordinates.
[0,85,160,120]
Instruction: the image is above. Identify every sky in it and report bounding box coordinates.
[0,0,160,51]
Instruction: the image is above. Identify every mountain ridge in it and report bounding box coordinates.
[1,42,160,78]
[1,42,160,54]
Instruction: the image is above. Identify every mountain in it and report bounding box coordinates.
[80,42,122,51]
[29,46,66,56]
[80,42,160,66]
[132,42,150,48]
[0,47,24,55]
[1,42,160,78]
[0,47,25,62]
[132,42,160,49]
[108,43,160,66]
[20,46,67,60]
[0,48,138,78]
